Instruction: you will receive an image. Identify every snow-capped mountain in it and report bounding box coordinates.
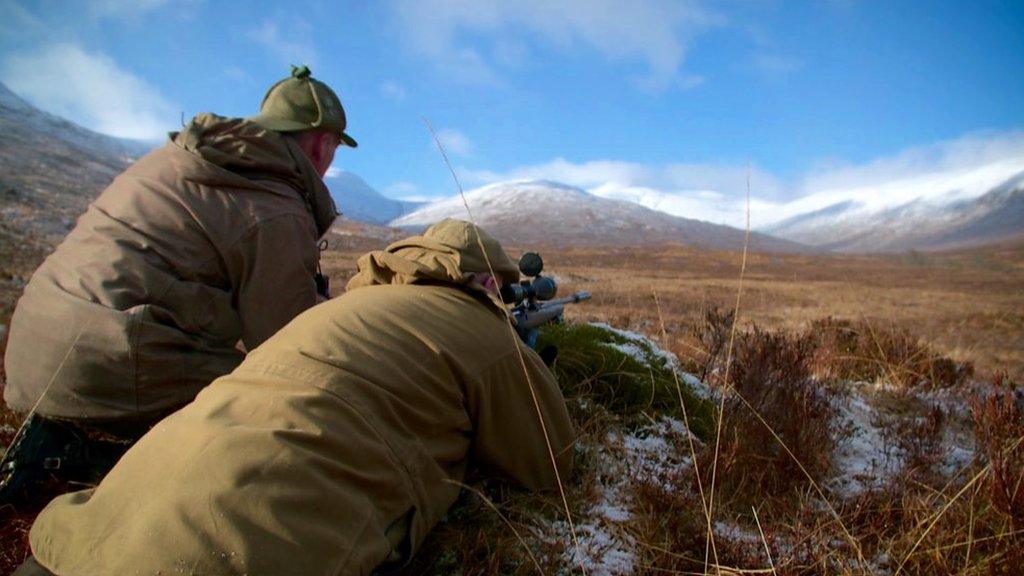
[391,180,806,251]
[325,170,424,225]
[764,167,1024,252]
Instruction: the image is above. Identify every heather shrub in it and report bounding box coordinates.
[686,307,735,383]
[698,326,840,508]
[970,374,1024,527]
[808,317,973,388]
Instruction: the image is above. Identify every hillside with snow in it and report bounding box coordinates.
[763,162,1024,252]
[391,180,807,252]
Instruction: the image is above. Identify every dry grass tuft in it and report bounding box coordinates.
[808,317,974,388]
[681,310,841,508]
[970,376,1024,528]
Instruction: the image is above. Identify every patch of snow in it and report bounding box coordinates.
[589,321,714,399]
[941,444,975,478]
[552,519,635,576]
[391,180,598,228]
[680,371,713,400]
[603,341,649,365]
[714,520,763,545]
[538,416,695,574]
[830,388,901,497]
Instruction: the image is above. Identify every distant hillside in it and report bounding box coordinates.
[0,81,160,324]
[764,167,1024,252]
[326,170,424,225]
[0,82,153,241]
[325,215,404,252]
[392,180,807,252]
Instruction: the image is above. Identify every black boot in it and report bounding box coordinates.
[0,414,134,508]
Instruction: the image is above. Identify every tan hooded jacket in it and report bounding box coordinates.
[27,219,575,575]
[3,113,337,422]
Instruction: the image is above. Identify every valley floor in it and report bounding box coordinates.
[1,238,1021,574]
[321,238,1024,382]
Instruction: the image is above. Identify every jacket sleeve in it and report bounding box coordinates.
[468,341,575,490]
[227,214,320,350]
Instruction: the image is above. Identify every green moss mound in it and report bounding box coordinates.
[538,322,715,440]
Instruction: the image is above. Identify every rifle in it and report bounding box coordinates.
[500,252,591,349]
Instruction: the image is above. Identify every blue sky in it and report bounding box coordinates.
[1,0,1022,227]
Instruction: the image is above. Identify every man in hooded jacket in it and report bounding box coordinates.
[15,218,576,576]
[0,65,356,500]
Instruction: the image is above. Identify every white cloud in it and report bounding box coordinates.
[492,38,529,67]
[385,181,419,196]
[0,43,178,140]
[397,194,439,203]
[380,80,407,102]
[453,131,1024,229]
[245,18,317,66]
[389,0,721,90]
[87,0,203,22]
[432,128,474,157]
[773,131,1024,222]
[325,166,343,178]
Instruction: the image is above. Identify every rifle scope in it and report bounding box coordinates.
[500,276,557,304]
[499,251,558,304]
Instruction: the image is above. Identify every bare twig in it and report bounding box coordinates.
[424,117,587,575]
[705,167,753,574]
[653,288,715,564]
[751,506,777,576]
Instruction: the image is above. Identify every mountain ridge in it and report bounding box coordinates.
[765,170,1024,252]
[392,180,809,252]
[326,170,424,225]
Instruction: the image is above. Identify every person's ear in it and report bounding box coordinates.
[313,133,339,177]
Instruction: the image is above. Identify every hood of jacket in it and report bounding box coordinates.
[173,113,338,235]
[346,219,519,300]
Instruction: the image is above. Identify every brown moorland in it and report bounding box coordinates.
[1,234,1022,573]
[322,236,1024,382]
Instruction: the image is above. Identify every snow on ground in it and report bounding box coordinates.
[540,415,693,575]
[589,321,714,399]
[830,382,978,497]
[830,388,900,497]
[590,322,680,367]
[535,324,981,573]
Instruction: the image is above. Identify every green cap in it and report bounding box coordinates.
[250,65,358,148]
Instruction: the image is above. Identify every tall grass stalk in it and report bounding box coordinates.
[425,116,587,574]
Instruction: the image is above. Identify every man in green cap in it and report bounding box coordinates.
[1,65,357,504]
[13,219,575,576]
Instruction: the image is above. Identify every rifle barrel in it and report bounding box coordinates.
[544,291,591,307]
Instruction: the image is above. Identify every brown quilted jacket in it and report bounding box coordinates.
[3,113,337,422]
